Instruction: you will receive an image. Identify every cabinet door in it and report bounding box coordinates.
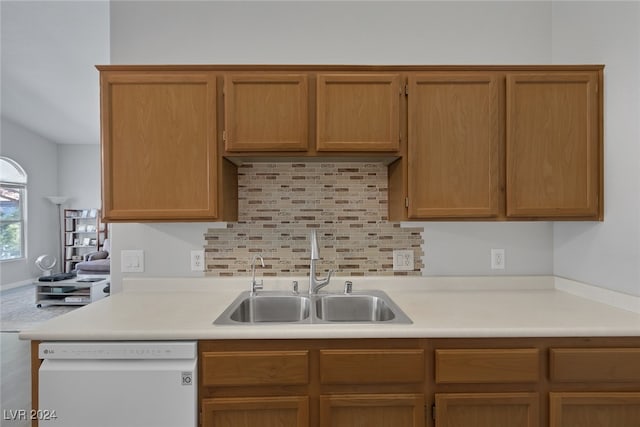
[316,73,400,152]
[407,73,501,218]
[224,73,308,152]
[100,71,218,221]
[506,72,600,219]
[202,396,308,427]
[550,392,640,427]
[320,394,425,427]
[435,393,539,427]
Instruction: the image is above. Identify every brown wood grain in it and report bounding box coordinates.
[201,350,309,387]
[435,348,539,384]
[407,72,501,219]
[316,73,401,152]
[550,348,640,383]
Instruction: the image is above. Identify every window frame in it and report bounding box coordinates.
[0,157,27,262]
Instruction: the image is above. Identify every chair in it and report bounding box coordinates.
[76,238,110,275]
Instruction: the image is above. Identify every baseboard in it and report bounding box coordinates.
[0,278,36,292]
[554,276,640,314]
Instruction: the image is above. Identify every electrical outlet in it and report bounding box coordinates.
[191,249,205,272]
[491,248,505,270]
[393,250,414,271]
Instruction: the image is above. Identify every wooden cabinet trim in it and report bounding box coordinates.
[550,348,640,383]
[319,348,425,385]
[436,348,539,384]
[201,350,309,386]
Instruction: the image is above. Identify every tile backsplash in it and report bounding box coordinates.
[204,162,423,276]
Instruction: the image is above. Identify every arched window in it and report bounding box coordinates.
[0,157,27,261]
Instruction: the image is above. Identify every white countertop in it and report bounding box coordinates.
[19,276,640,341]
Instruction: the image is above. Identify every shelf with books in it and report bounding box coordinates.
[63,209,107,273]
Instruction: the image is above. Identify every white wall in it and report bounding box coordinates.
[418,222,553,276]
[58,144,101,209]
[1,0,109,288]
[0,140,104,288]
[0,118,60,288]
[108,1,556,291]
[552,2,640,296]
[111,1,551,65]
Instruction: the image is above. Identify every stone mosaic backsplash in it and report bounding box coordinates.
[204,162,424,276]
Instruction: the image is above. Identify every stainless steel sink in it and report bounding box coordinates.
[214,291,311,324]
[315,291,412,323]
[214,290,412,325]
[315,294,393,322]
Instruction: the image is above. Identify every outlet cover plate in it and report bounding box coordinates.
[491,248,505,270]
[191,249,205,272]
[393,250,414,271]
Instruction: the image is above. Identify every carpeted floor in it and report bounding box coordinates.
[1,284,78,332]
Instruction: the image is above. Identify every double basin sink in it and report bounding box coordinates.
[214,290,412,325]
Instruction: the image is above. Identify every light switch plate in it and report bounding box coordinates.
[121,250,144,273]
[393,250,414,271]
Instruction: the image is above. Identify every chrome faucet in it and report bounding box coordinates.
[309,230,334,294]
[250,254,265,295]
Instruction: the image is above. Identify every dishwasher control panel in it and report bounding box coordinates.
[39,341,197,360]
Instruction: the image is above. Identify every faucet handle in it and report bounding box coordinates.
[252,279,263,293]
[344,280,353,294]
[326,269,334,280]
[292,280,299,294]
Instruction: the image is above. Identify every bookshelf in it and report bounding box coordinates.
[63,209,107,273]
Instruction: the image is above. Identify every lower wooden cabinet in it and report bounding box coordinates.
[202,396,309,427]
[549,392,640,427]
[197,338,640,427]
[435,393,539,427]
[320,394,425,427]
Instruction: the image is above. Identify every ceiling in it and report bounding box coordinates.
[1,1,110,145]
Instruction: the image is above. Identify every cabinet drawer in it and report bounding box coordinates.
[202,350,309,386]
[550,348,640,383]
[320,349,424,384]
[435,348,539,384]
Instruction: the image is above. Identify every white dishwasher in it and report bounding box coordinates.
[38,341,197,427]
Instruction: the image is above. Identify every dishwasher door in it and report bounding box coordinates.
[38,342,197,427]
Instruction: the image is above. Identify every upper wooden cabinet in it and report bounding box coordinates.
[401,67,603,221]
[98,65,603,222]
[316,73,401,152]
[506,72,601,219]
[223,73,309,152]
[407,73,501,219]
[100,70,231,222]
[224,72,401,154]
